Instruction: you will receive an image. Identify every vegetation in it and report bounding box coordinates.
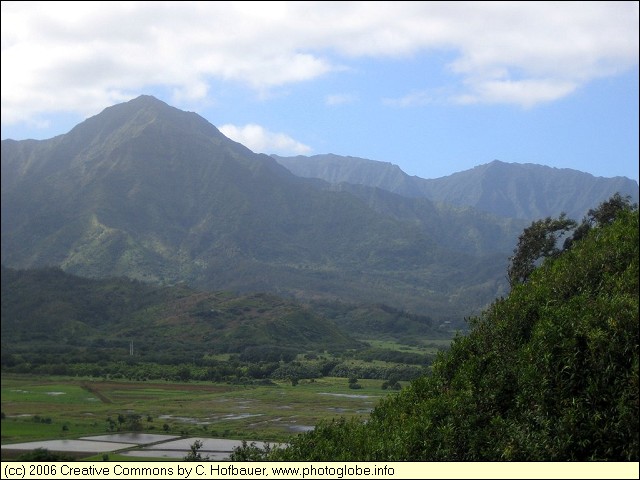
[183,440,209,461]
[16,448,75,461]
[308,301,453,340]
[1,263,447,387]
[507,213,576,286]
[232,197,638,461]
[507,193,635,287]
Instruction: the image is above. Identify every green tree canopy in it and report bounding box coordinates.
[508,193,637,288]
[507,213,576,287]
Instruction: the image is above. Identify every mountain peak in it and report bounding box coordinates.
[93,94,192,125]
[59,94,229,154]
[128,94,166,104]
[105,94,189,119]
[0,94,270,190]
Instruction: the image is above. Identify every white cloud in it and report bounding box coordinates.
[385,79,579,109]
[1,1,638,124]
[219,123,312,156]
[453,79,580,108]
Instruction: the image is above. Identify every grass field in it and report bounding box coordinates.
[1,373,400,454]
[363,338,451,355]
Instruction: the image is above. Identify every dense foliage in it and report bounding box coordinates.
[256,204,638,461]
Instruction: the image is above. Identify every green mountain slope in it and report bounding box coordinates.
[266,206,639,461]
[326,182,527,256]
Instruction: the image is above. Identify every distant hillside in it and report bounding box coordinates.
[420,160,639,220]
[307,300,451,342]
[273,154,639,221]
[0,266,359,363]
[273,154,424,196]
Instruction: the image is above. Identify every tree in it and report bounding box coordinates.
[507,213,576,287]
[184,440,209,461]
[348,377,362,389]
[586,192,636,226]
[125,413,143,431]
[177,366,191,382]
[229,440,273,461]
[509,195,637,288]
[564,193,637,249]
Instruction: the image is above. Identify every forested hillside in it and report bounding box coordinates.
[248,199,639,461]
[0,267,358,367]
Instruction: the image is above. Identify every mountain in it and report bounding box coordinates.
[1,95,514,322]
[272,154,639,221]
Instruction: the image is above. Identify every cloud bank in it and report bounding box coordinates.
[2,1,638,124]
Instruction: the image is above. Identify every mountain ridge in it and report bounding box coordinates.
[272,154,639,221]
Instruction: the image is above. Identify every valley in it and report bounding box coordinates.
[1,95,637,462]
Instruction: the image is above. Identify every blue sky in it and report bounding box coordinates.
[2,1,638,182]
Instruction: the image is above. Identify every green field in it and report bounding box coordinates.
[364,338,451,355]
[1,373,399,455]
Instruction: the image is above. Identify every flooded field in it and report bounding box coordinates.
[0,434,266,460]
[127,437,274,459]
[1,438,135,453]
[1,374,398,459]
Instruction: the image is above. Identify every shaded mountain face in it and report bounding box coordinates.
[2,95,513,322]
[273,155,639,221]
[420,160,639,221]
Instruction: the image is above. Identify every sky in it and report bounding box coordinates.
[1,1,639,182]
